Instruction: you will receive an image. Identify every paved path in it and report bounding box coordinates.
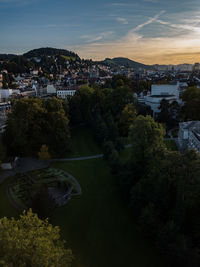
[0,158,49,183]
[0,145,134,183]
[0,143,135,184]
[51,154,104,162]
[0,134,181,184]
[0,137,180,184]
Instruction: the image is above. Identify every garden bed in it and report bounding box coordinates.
[8,168,81,210]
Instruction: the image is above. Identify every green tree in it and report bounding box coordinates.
[181,86,200,120]
[118,103,137,136]
[3,98,71,157]
[109,86,134,117]
[77,86,94,123]
[129,115,165,174]
[0,209,73,267]
[38,144,51,161]
[158,99,180,127]
[158,99,170,124]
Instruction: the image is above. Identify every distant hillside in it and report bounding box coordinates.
[102,57,151,70]
[23,47,80,60]
[0,54,17,61]
[0,48,82,74]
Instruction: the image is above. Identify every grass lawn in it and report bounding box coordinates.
[0,129,165,267]
[61,55,76,61]
[120,146,132,164]
[0,178,19,219]
[51,159,165,267]
[164,139,178,151]
[69,126,102,157]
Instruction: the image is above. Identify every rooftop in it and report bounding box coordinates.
[150,94,175,98]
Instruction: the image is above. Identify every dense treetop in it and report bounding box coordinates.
[3,97,71,157]
[115,115,200,267]
[0,209,73,267]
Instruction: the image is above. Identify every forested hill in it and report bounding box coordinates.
[0,48,153,73]
[0,47,81,74]
[23,47,80,60]
[0,54,17,61]
[102,57,151,70]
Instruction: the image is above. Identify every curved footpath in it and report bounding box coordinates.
[2,139,181,184]
[0,158,83,211]
[50,154,104,162]
[0,144,133,183]
[0,155,104,183]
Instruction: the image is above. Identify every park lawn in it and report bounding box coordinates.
[164,139,178,151]
[0,178,19,219]
[61,55,76,61]
[51,158,165,267]
[120,146,132,164]
[70,126,102,157]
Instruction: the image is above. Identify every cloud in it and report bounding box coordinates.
[71,11,200,64]
[0,0,18,2]
[0,0,28,3]
[115,17,128,24]
[80,31,114,43]
[143,0,159,3]
[132,11,165,32]
[0,0,36,6]
[110,3,130,6]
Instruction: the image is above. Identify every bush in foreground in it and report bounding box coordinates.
[0,209,73,267]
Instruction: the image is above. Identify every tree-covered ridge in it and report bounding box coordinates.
[102,57,151,70]
[0,54,17,61]
[0,47,81,74]
[23,47,80,60]
[0,55,35,74]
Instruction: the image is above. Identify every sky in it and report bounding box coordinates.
[1,0,200,64]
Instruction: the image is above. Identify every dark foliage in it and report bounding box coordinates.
[3,98,71,157]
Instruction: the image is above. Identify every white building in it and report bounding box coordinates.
[0,89,20,99]
[47,84,57,95]
[178,121,200,153]
[57,88,76,99]
[174,64,193,72]
[142,82,182,118]
[193,63,200,71]
[30,70,39,76]
[0,102,11,133]
[0,74,3,89]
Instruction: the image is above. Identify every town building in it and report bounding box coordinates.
[178,121,200,153]
[141,82,182,118]
[46,84,57,95]
[30,70,39,76]
[57,85,79,99]
[0,89,20,100]
[193,63,200,71]
[0,101,11,134]
[0,73,3,88]
[57,88,76,98]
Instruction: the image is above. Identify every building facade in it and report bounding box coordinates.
[178,121,200,153]
[142,82,182,118]
[57,88,76,99]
